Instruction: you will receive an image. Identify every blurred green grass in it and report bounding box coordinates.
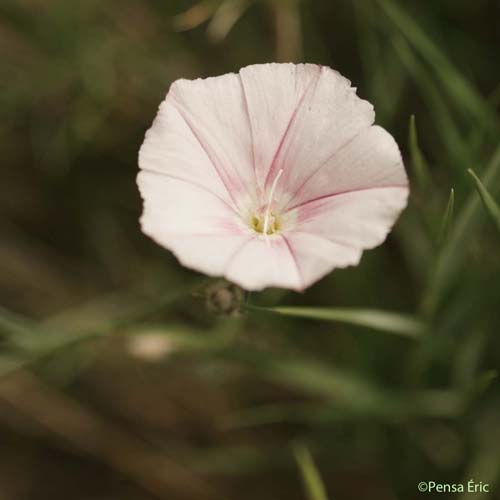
[0,1,499,499]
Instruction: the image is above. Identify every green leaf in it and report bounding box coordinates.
[468,169,500,233]
[293,444,329,500]
[249,306,425,338]
[439,188,455,244]
[408,115,431,188]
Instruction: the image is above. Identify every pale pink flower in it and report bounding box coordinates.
[138,63,409,291]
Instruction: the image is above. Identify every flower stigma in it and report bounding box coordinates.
[249,169,284,237]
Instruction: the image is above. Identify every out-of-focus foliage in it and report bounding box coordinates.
[0,1,499,499]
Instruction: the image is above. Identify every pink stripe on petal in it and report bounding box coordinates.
[137,171,244,237]
[284,125,409,210]
[283,231,363,289]
[224,237,302,291]
[263,68,322,192]
[139,100,236,208]
[239,63,322,194]
[268,67,375,201]
[169,100,242,208]
[290,186,409,250]
[281,234,303,289]
[238,75,259,191]
[140,168,240,218]
[168,73,259,208]
[286,183,408,213]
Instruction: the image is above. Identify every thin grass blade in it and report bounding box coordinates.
[467,169,500,232]
[293,444,329,500]
[409,115,431,188]
[439,188,455,244]
[423,146,500,315]
[249,306,425,338]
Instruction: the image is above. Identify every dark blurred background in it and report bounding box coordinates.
[1,1,500,499]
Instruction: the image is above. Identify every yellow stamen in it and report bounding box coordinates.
[250,212,281,234]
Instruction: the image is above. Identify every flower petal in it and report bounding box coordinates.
[225,237,302,291]
[138,170,255,277]
[137,170,241,235]
[167,73,257,210]
[283,232,363,289]
[239,63,321,191]
[284,126,408,210]
[139,100,235,208]
[289,186,409,249]
[252,65,375,200]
